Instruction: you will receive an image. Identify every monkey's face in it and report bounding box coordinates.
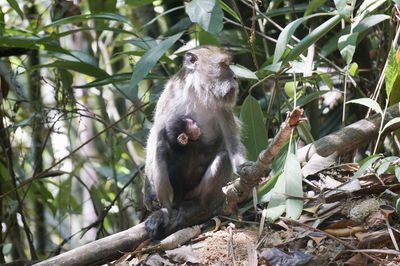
[183,46,238,107]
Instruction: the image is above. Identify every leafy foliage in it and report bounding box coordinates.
[0,0,398,262]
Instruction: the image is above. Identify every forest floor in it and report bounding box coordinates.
[113,165,400,265]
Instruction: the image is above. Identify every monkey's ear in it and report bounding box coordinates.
[183,52,198,70]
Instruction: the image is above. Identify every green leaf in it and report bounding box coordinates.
[30,60,109,78]
[0,36,73,56]
[240,96,268,162]
[282,14,341,66]
[349,62,358,76]
[382,117,400,133]
[338,32,358,64]
[353,14,390,33]
[125,0,154,7]
[217,0,240,22]
[395,167,400,183]
[38,13,129,33]
[142,6,185,29]
[7,0,24,19]
[2,243,12,255]
[334,0,356,19]
[186,0,223,34]
[304,0,327,16]
[376,161,390,177]
[230,65,258,80]
[386,46,398,98]
[129,32,183,98]
[266,171,286,222]
[74,73,131,88]
[346,98,383,115]
[285,153,303,219]
[198,30,220,46]
[273,13,327,64]
[351,154,381,181]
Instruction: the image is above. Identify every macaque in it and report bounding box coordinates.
[144,46,246,236]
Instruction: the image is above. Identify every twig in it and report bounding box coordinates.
[280,217,385,265]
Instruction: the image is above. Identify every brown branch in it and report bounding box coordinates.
[297,103,400,162]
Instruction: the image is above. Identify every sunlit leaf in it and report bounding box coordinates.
[7,0,23,19]
[186,0,223,34]
[349,62,358,76]
[382,117,400,133]
[353,14,390,33]
[30,60,109,78]
[266,171,286,222]
[125,0,154,7]
[395,167,400,183]
[346,98,383,115]
[230,64,258,80]
[129,31,183,99]
[285,153,303,219]
[351,154,381,181]
[217,0,240,22]
[305,0,327,16]
[386,46,398,98]
[334,0,356,19]
[38,13,129,33]
[240,96,268,162]
[282,14,341,66]
[273,13,327,64]
[338,32,358,65]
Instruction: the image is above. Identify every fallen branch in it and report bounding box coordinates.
[297,103,400,162]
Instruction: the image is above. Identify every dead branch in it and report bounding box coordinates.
[297,103,400,162]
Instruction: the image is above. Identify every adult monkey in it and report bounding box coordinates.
[144,46,246,236]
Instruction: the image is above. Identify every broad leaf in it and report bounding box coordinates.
[273,13,326,64]
[304,0,327,16]
[186,0,223,34]
[351,154,381,181]
[129,32,183,99]
[266,171,286,222]
[349,62,358,76]
[230,65,258,80]
[0,36,73,56]
[38,13,129,33]
[240,96,268,162]
[386,46,398,98]
[285,153,303,219]
[282,14,341,66]
[338,32,358,65]
[334,0,356,19]
[29,60,109,78]
[346,98,383,115]
[217,0,240,22]
[7,0,23,19]
[382,117,400,133]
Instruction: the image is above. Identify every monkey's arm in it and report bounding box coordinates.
[218,111,246,168]
[144,128,174,211]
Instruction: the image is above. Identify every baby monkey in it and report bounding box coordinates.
[162,115,205,203]
[165,115,201,147]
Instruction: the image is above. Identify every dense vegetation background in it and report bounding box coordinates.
[0,0,399,262]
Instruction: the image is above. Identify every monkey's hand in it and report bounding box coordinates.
[236,161,254,176]
[144,208,169,239]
